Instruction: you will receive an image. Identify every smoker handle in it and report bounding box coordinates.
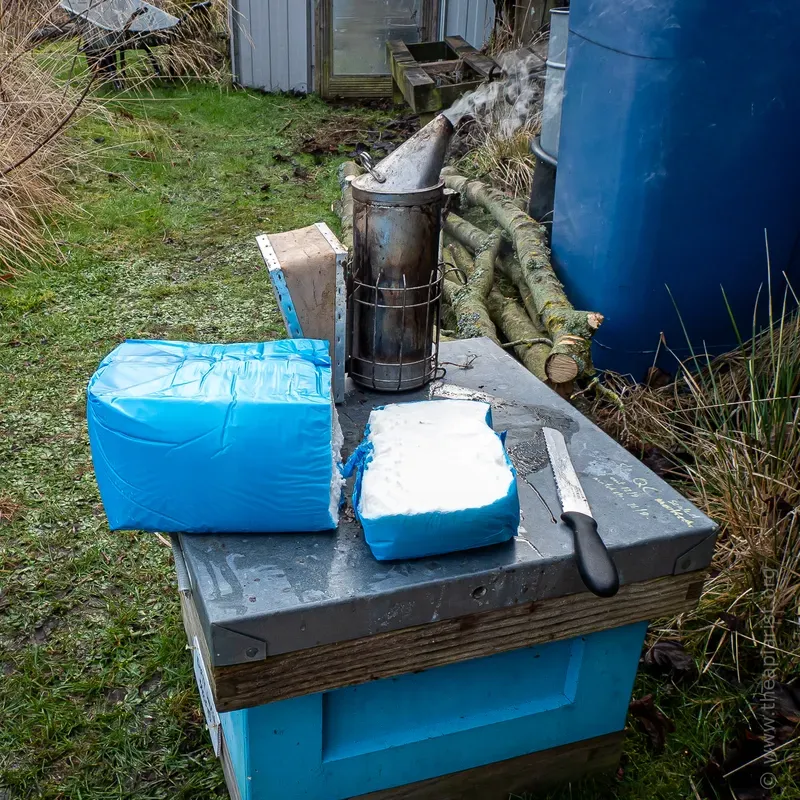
[357,152,386,183]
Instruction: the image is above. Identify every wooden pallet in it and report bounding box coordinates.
[388,35,499,118]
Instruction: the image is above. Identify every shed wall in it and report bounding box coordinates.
[442,0,496,49]
[230,0,311,92]
[230,0,495,92]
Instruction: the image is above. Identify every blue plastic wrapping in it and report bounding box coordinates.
[346,401,520,561]
[87,339,341,533]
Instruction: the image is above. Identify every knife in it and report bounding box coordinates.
[543,428,620,598]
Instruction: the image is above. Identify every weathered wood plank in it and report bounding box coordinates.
[420,0,441,44]
[389,37,499,115]
[355,732,625,800]
[179,589,219,699]
[437,79,484,107]
[205,571,705,712]
[419,59,462,75]
[462,50,498,78]
[444,34,478,54]
[392,79,405,106]
[389,53,409,89]
[388,40,437,112]
[517,0,562,44]
[392,64,437,111]
[268,225,336,342]
[387,39,416,65]
[444,34,496,77]
[404,65,436,88]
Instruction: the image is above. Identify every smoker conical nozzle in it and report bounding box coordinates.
[353,114,454,194]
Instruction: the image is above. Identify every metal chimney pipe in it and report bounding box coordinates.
[540,7,569,161]
[529,8,569,231]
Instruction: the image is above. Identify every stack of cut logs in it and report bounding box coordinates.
[337,162,603,387]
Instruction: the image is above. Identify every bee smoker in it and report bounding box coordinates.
[348,114,454,392]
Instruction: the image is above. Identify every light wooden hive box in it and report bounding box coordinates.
[172,341,717,798]
[256,222,347,403]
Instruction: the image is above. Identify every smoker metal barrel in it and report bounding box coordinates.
[349,182,444,391]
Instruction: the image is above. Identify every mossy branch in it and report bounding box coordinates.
[441,170,603,382]
[444,212,542,327]
[443,211,491,254]
[444,225,552,382]
[487,281,551,382]
[336,161,361,253]
[443,233,502,342]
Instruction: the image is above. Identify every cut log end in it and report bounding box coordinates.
[546,352,580,384]
[588,312,604,331]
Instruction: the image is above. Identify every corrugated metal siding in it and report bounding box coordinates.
[230,0,494,93]
[230,0,310,92]
[442,0,495,49]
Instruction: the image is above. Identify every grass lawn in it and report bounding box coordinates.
[0,84,797,799]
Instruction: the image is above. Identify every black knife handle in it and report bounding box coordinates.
[561,511,620,598]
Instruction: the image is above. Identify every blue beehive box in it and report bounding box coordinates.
[173,339,717,800]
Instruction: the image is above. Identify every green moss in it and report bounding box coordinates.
[0,288,57,317]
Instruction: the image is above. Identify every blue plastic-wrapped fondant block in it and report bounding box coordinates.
[348,400,520,560]
[87,339,341,533]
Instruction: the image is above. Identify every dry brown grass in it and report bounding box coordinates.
[0,0,231,275]
[157,0,230,83]
[594,303,800,672]
[451,42,545,198]
[0,15,94,273]
[457,124,537,199]
[0,490,23,524]
[0,0,64,41]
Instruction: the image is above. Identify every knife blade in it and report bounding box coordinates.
[543,427,620,598]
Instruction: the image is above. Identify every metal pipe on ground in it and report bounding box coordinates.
[528,7,568,234]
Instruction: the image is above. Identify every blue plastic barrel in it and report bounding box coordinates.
[551,0,800,378]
